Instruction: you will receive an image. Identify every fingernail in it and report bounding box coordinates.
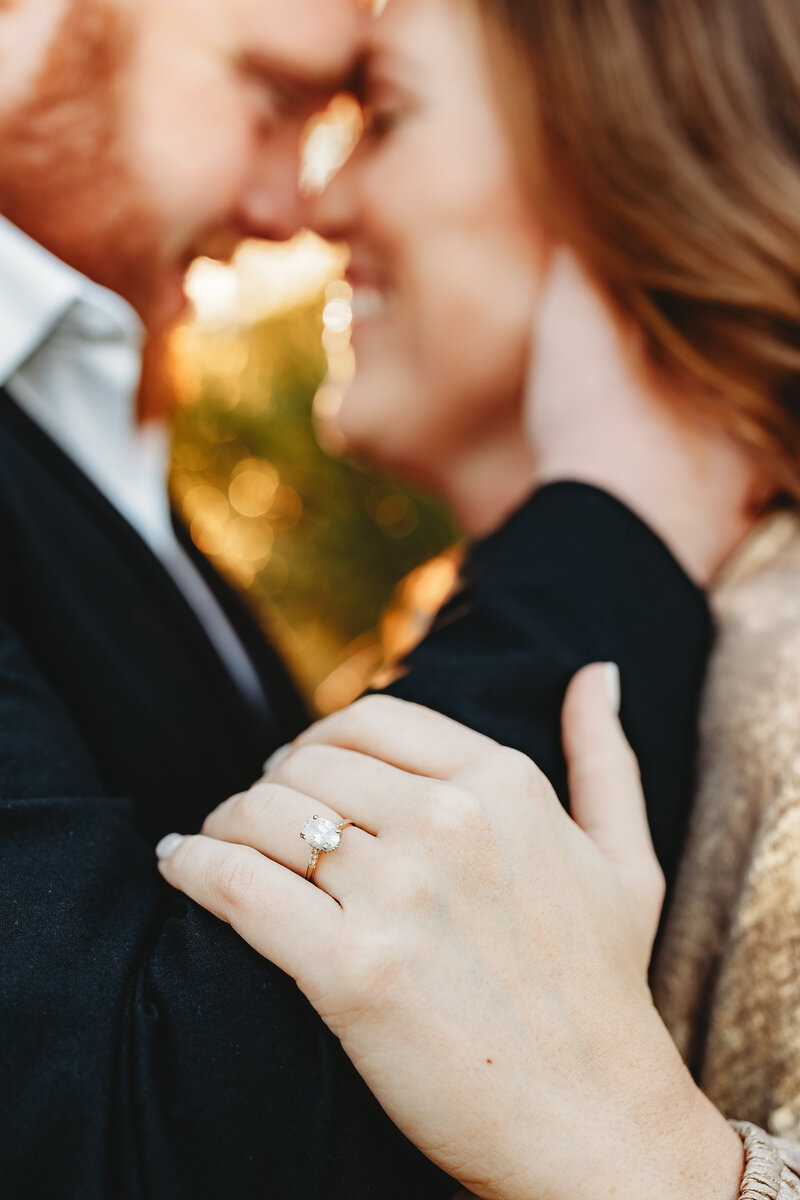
[263,743,291,775]
[604,662,621,714]
[156,833,184,860]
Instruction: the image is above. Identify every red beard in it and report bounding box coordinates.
[0,0,166,327]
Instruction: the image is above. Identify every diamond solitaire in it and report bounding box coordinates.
[301,816,342,853]
[300,815,356,884]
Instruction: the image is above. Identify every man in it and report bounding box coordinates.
[0,1,713,1197]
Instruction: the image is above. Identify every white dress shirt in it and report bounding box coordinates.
[0,216,270,715]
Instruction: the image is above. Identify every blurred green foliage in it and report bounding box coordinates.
[170,296,458,704]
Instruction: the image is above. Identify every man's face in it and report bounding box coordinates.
[0,0,366,329]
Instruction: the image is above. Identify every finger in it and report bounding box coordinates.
[284,694,500,780]
[561,664,665,915]
[202,781,376,901]
[269,743,429,831]
[157,834,341,989]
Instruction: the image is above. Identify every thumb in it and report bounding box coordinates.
[562,663,665,935]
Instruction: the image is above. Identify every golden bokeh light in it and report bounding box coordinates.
[166,92,458,711]
[299,94,364,197]
[229,461,280,518]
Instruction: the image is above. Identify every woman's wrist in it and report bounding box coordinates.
[474,998,742,1200]
[669,1075,745,1200]
[500,998,743,1200]
[587,1004,743,1200]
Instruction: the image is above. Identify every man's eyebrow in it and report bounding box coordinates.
[237,51,361,100]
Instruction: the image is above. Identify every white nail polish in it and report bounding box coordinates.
[263,743,292,775]
[604,662,622,714]
[156,832,184,860]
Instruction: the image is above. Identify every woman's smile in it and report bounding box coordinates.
[305,0,545,526]
[345,265,394,331]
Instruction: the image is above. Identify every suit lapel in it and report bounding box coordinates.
[0,388,301,751]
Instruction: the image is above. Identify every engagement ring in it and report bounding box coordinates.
[301,815,355,884]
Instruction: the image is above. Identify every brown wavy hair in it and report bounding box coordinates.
[478,0,800,497]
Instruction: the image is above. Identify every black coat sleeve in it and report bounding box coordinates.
[0,615,450,1200]
[387,482,712,893]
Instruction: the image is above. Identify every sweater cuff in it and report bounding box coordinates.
[730,1122,800,1198]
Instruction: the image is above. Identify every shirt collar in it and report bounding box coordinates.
[0,214,144,386]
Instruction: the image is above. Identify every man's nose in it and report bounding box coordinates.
[238,144,307,244]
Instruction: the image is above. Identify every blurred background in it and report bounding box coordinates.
[165,225,461,715]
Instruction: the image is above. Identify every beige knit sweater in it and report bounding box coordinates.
[652,515,800,1195]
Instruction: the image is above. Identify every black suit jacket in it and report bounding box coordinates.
[0,389,711,1198]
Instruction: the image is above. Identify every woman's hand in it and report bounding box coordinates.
[525,248,763,585]
[156,667,742,1200]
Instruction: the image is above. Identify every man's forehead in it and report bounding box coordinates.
[231,0,370,89]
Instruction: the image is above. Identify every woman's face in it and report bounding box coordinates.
[308,0,546,484]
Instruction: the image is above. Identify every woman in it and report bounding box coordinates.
[305,0,767,898]
[157,0,800,1197]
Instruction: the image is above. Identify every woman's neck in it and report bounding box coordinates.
[434,424,538,539]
